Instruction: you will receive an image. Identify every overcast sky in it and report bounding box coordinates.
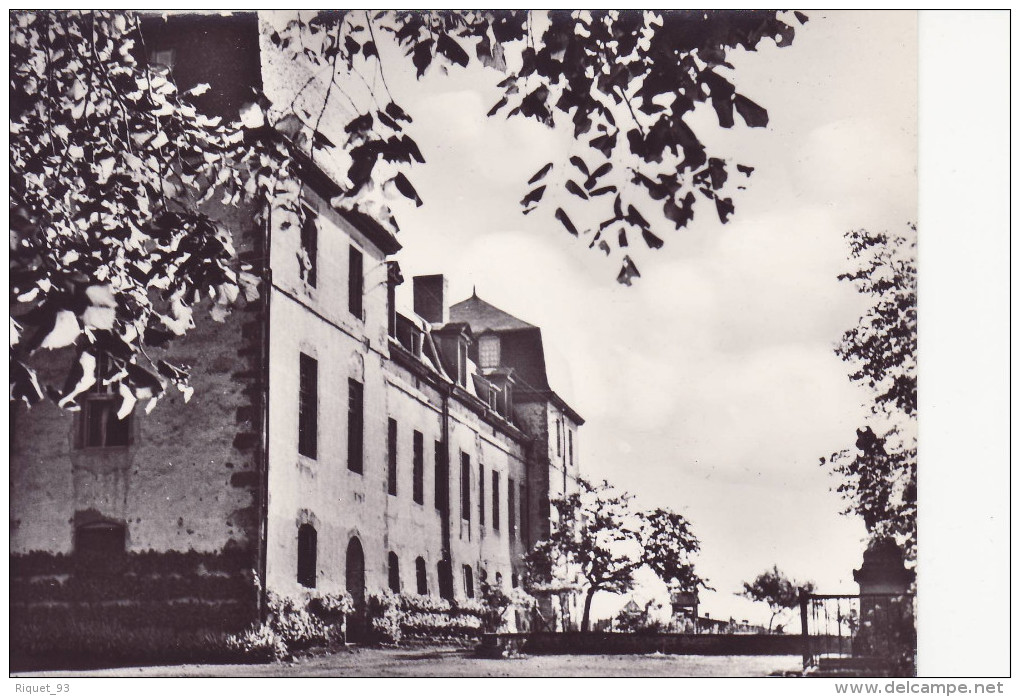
[264,10,918,625]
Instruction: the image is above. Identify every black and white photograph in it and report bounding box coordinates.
[8,8,1009,686]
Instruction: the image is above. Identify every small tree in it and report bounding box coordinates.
[525,478,705,632]
[739,565,814,633]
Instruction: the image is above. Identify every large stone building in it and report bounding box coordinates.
[10,12,584,640]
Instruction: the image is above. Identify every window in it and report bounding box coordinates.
[387,418,398,496]
[460,452,471,521]
[438,559,454,600]
[299,212,318,287]
[75,521,126,558]
[457,340,468,387]
[520,483,528,543]
[148,48,176,71]
[462,564,474,599]
[387,551,400,593]
[81,398,131,448]
[479,335,500,369]
[347,379,363,473]
[478,463,485,528]
[348,245,363,319]
[298,353,317,459]
[415,557,428,595]
[435,440,447,512]
[492,470,500,531]
[412,430,424,505]
[556,419,562,457]
[508,477,516,539]
[80,354,130,448]
[511,572,519,589]
[297,524,317,588]
[568,430,574,467]
[495,572,503,587]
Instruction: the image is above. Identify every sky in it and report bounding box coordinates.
[263,10,918,627]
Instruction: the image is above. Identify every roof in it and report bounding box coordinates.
[449,292,535,333]
[448,291,584,425]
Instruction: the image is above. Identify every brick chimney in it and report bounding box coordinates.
[413,274,449,325]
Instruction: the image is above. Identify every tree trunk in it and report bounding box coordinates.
[581,586,597,632]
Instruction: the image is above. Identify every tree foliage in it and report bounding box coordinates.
[825,226,917,561]
[739,565,814,632]
[10,9,802,415]
[524,478,705,631]
[9,11,270,412]
[271,10,804,285]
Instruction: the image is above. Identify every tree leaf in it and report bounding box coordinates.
[554,208,579,236]
[391,172,423,206]
[412,39,434,77]
[734,94,769,128]
[584,162,612,189]
[437,32,469,67]
[565,180,588,200]
[641,229,664,250]
[528,162,553,185]
[520,185,546,208]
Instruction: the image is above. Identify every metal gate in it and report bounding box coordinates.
[800,591,916,676]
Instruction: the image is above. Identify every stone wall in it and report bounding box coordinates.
[10,196,267,635]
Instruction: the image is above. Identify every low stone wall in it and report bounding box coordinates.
[481,631,805,657]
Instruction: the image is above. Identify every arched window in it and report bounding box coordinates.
[297,524,317,588]
[495,572,503,588]
[511,572,519,589]
[75,521,126,559]
[462,564,474,599]
[415,557,428,595]
[438,559,454,601]
[387,551,401,593]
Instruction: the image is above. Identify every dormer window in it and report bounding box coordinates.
[479,335,500,369]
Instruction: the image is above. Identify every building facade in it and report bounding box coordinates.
[10,11,584,640]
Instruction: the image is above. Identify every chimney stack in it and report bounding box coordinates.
[413,274,449,325]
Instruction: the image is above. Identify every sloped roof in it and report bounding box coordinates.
[449,292,535,333]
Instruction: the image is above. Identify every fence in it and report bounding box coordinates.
[800,592,916,676]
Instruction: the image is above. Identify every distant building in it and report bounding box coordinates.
[10,12,584,640]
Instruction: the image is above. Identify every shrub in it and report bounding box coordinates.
[10,619,274,671]
[225,624,288,662]
[264,590,350,652]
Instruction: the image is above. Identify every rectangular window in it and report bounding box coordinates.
[80,354,130,448]
[347,378,363,473]
[508,477,516,539]
[81,399,131,448]
[520,483,528,544]
[298,353,317,459]
[556,419,562,457]
[569,430,574,467]
[479,335,500,368]
[387,418,398,496]
[413,431,425,504]
[492,470,500,531]
[348,245,363,319]
[478,463,485,530]
[435,440,447,512]
[300,213,318,287]
[460,452,471,522]
[457,341,468,387]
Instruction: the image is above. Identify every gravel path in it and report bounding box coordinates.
[17,647,803,678]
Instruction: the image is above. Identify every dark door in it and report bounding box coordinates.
[345,537,366,641]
